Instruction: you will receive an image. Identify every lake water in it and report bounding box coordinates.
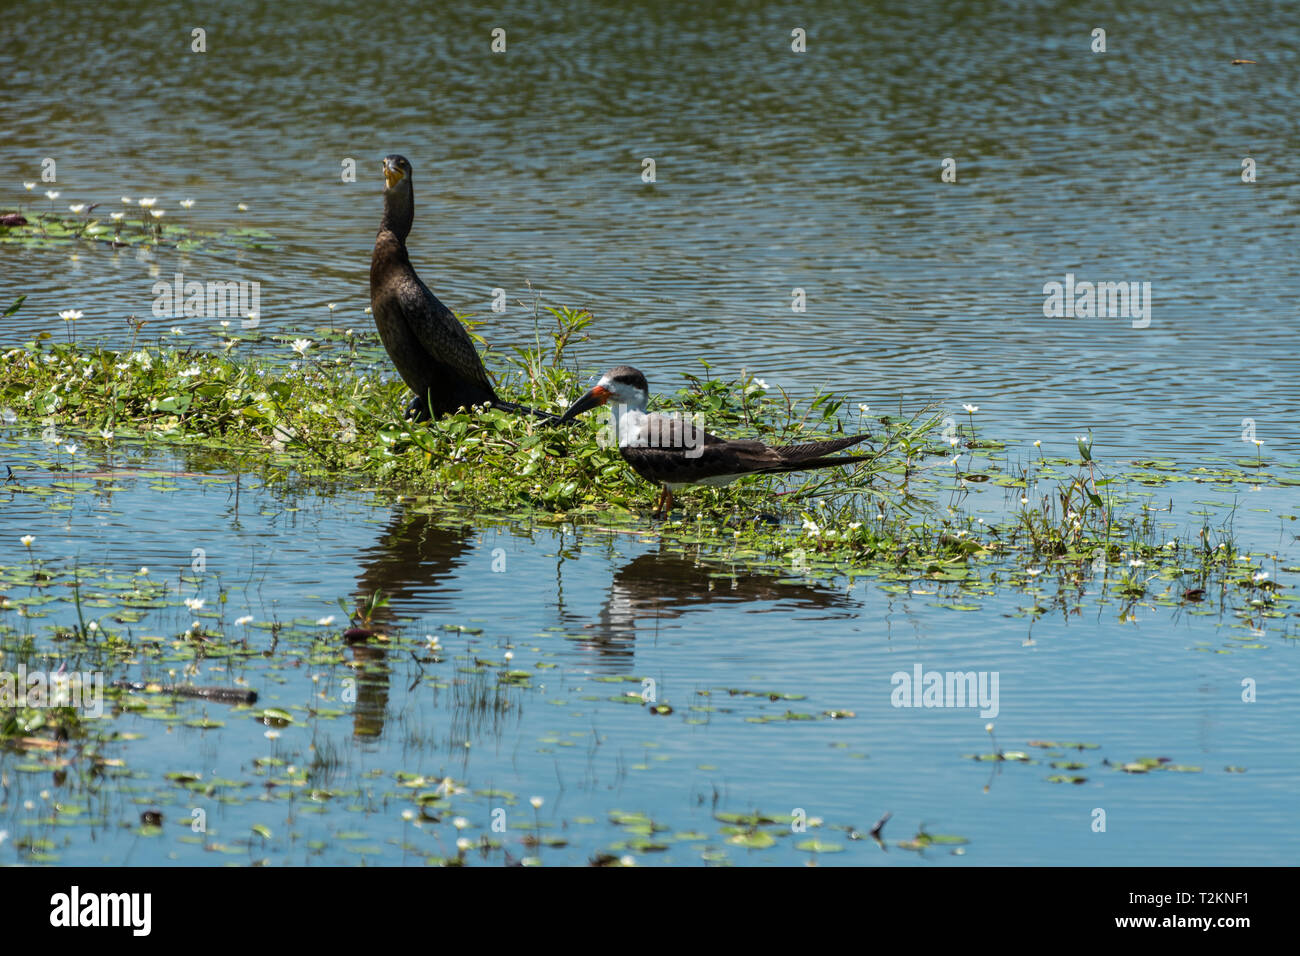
[1,0,1297,865]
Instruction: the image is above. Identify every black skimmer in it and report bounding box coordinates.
[370,155,558,424]
[559,366,873,517]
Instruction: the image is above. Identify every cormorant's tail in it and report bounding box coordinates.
[403,391,570,425]
[491,398,570,426]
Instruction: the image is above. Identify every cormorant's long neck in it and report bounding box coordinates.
[380,185,413,242]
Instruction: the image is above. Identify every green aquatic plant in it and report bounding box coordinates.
[0,205,274,252]
[337,589,389,630]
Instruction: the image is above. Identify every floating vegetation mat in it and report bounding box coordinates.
[1,207,274,252]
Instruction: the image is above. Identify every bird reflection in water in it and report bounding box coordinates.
[345,504,473,738]
[575,548,860,661]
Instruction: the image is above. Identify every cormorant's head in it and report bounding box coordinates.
[382,154,413,191]
[559,366,650,422]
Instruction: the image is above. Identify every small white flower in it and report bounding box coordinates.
[316,615,335,626]
[434,777,464,796]
[1033,440,1041,448]
[219,320,230,328]
[327,303,336,311]
[184,597,205,611]
[1129,559,1145,568]
[1026,568,1042,577]
[45,190,60,200]
[63,443,76,454]
[87,620,98,631]
[962,404,978,414]
[68,203,85,214]
[23,181,35,190]
[264,730,280,740]
[1253,571,1269,583]
[138,566,148,575]
[452,817,469,830]
[237,202,248,211]
[456,837,472,852]
[121,196,133,204]
[137,197,157,208]
[180,199,195,209]
[20,535,34,547]
[529,796,543,809]
[504,651,514,661]
[58,309,84,321]
[1253,439,1264,447]
[110,212,124,221]
[170,327,184,335]
[291,339,312,357]
[401,809,415,822]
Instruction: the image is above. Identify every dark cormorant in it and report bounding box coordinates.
[370,154,555,423]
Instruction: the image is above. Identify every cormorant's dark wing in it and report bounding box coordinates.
[401,274,498,398]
